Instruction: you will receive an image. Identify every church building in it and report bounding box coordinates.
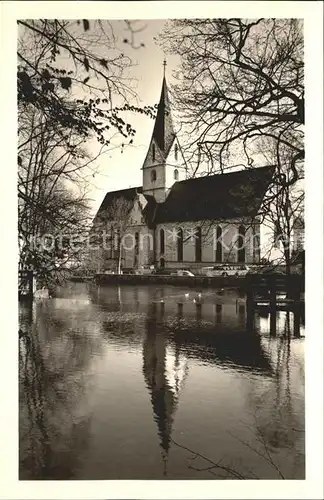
[92,74,274,272]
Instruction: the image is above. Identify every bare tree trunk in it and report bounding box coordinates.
[97,251,102,274]
[117,238,122,274]
[284,248,291,276]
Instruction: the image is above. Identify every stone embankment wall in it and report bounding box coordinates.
[94,273,247,288]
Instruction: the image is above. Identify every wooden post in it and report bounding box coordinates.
[295,276,301,337]
[160,301,165,318]
[270,276,277,336]
[290,276,301,337]
[289,275,299,302]
[238,304,245,326]
[246,276,254,331]
[293,310,301,337]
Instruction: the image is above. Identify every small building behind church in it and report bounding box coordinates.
[91,75,275,273]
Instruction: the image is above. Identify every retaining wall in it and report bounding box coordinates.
[93,273,246,288]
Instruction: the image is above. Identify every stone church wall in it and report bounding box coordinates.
[122,225,155,269]
[93,217,260,272]
[156,220,260,268]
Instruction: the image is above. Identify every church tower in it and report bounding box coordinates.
[142,64,187,203]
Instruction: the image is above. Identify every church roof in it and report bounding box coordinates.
[98,187,141,212]
[94,186,156,228]
[93,187,140,224]
[94,166,274,227]
[154,165,275,223]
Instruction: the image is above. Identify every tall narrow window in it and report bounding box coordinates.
[177,228,183,262]
[114,228,120,259]
[195,227,202,262]
[152,144,156,162]
[237,225,246,263]
[160,228,165,255]
[215,225,222,262]
[253,227,261,263]
[134,231,139,267]
[110,226,114,258]
[174,169,179,180]
[135,232,139,255]
[174,143,178,161]
[151,169,156,182]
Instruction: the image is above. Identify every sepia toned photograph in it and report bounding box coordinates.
[17,14,307,483]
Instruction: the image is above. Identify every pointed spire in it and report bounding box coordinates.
[163,58,167,78]
[151,69,175,155]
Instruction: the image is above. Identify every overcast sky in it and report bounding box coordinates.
[86,20,179,215]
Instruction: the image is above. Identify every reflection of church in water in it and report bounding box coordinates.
[142,303,188,475]
[140,297,278,473]
[88,285,295,474]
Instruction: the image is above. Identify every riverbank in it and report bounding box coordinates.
[87,272,304,292]
[93,273,246,288]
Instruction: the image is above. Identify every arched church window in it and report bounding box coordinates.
[174,169,179,181]
[215,225,222,262]
[151,169,156,182]
[177,228,183,262]
[195,227,202,262]
[237,225,246,263]
[174,143,178,161]
[110,226,114,258]
[152,144,156,162]
[160,228,165,254]
[133,231,139,268]
[253,226,261,262]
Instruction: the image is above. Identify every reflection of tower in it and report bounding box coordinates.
[238,303,245,327]
[177,302,183,318]
[215,303,222,324]
[142,312,188,476]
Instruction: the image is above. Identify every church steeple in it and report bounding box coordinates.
[142,65,186,203]
[151,74,176,157]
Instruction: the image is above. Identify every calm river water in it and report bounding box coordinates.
[19,282,305,480]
